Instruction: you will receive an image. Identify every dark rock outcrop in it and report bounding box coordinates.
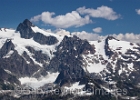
[26,46,50,64]
[17,19,58,45]
[0,39,41,79]
[33,32,58,45]
[47,35,95,86]
[104,36,115,58]
[0,50,40,78]
[16,19,34,39]
[0,67,20,90]
[0,39,15,58]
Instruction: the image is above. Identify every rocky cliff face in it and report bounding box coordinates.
[17,19,58,45]
[0,19,140,100]
[16,19,34,39]
[0,39,15,58]
[46,35,95,86]
[0,42,40,78]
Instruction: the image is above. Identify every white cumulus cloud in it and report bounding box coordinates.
[71,31,140,43]
[77,6,120,20]
[93,27,102,33]
[30,11,92,28]
[71,31,101,41]
[44,28,140,43]
[54,29,70,36]
[112,33,140,43]
[136,9,140,15]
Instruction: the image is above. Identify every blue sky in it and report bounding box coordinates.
[0,0,140,37]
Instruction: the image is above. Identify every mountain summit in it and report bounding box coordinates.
[22,19,34,27]
[16,19,34,39]
[0,19,140,100]
[17,19,58,45]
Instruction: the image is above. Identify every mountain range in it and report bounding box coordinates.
[0,19,140,100]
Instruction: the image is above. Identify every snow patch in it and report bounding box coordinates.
[19,72,59,89]
[108,39,139,54]
[118,66,123,75]
[128,63,134,71]
[82,54,106,73]
[4,69,12,74]
[64,82,85,90]
[3,50,14,58]
[89,40,108,60]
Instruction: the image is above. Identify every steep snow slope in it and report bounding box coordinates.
[82,40,108,73]
[0,27,63,59]
[82,37,140,75]
[89,39,108,59]
[31,26,63,44]
[0,27,64,88]
[108,39,139,54]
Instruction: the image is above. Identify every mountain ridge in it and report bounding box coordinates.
[0,19,140,100]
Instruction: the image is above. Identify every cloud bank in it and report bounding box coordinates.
[52,29,140,43]
[74,32,140,43]
[71,31,101,41]
[112,33,140,43]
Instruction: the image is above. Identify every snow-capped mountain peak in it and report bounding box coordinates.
[0,19,140,99]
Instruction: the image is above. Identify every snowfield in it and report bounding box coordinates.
[0,27,63,59]
[19,72,59,89]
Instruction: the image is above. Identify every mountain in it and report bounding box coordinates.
[0,19,140,100]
